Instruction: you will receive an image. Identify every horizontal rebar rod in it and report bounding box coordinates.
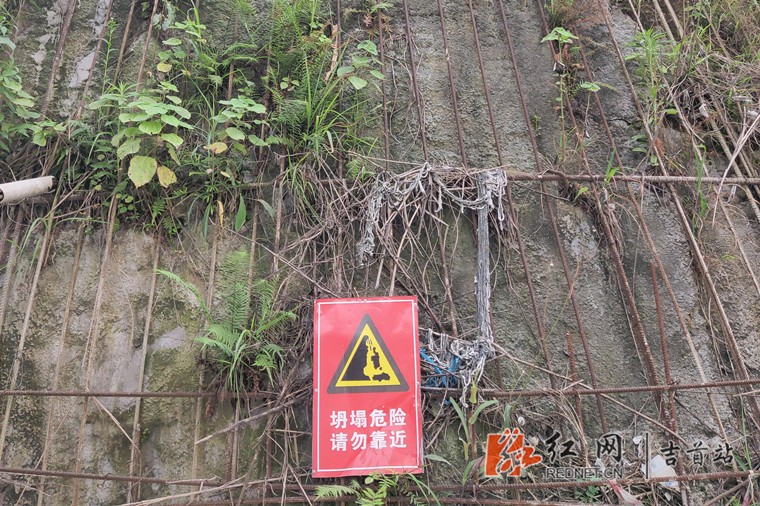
[192,498,612,505]
[1,466,751,493]
[3,377,760,400]
[0,389,272,399]
[423,377,760,398]
[32,172,760,205]
[0,466,222,486]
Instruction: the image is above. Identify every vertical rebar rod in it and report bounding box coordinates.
[592,0,760,429]
[464,0,558,390]
[36,219,87,505]
[434,0,468,168]
[401,0,429,161]
[495,0,603,409]
[127,239,161,502]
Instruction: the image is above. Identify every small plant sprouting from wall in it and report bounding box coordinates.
[157,251,297,397]
[315,473,440,505]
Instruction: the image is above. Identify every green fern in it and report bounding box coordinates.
[156,269,211,320]
[315,482,360,500]
[251,277,276,323]
[219,250,251,330]
[253,343,285,384]
[157,251,297,397]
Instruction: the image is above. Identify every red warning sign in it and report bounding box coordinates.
[313,297,422,477]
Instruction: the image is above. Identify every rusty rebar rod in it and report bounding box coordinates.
[494,0,609,432]
[3,466,750,494]
[5,376,760,401]
[592,0,760,429]
[0,466,222,486]
[25,173,760,207]
[464,0,558,393]
[0,389,272,398]
[423,376,760,397]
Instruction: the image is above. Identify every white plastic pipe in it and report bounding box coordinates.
[0,176,55,204]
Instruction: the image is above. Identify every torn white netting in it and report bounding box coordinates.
[358,165,509,405]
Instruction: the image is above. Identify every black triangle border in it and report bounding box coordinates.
[327,313,409,394]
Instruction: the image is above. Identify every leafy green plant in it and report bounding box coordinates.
[315,473,440,506]
[449,397,498,485]
[157,251,296,396]
[0,14,41,153]
[625,28,675,130]
[544,0,575,27]
[575,484,601,502]
[206,95,274,155]
[541,26,577,46]
[109,84,190,187]
[692,143,709,228]
[541,26,578,162]
[603,153,620,186]
[3,0,385,238]
[265,0,384,199]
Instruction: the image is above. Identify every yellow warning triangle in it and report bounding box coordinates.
[327,314,408,393]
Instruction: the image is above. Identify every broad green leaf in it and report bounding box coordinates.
[541,26,577,44]
[204,141,228,154]
[138,120,163,135]
[32,131,46,147]
[161,132,183,147]
[165,95,182,104]
[159,81,179,93]
[579,81,601,92]
[234,195,246,231]
[163,37,182,46]
[117,138,141,160]
[11,96,35,108]
[256,199,275,219]
[336,65,354,78]
[118,112,150,123]
[250,103,266,114]
[247,134,268,147]
[168,104,191,119]
[111,129,126,147]
[348,76,367,90]
[137,104,165,115]
[370,70,385,80]
[226,126,245,140]
[156,165,177,187]
[352,55,371,66]
[468,399,498,425]
[128,155,157,188]
[0,36,16,51]
[3,79,21,92]
[156,62,172,73]
[424,454,452,465]
[357,40,378,55]
[161,114,180,127]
